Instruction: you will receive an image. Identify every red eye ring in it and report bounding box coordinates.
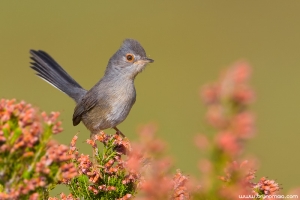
[126,53,134,62]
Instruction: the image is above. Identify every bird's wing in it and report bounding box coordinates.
[72,93,98,126]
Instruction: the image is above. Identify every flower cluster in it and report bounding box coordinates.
[218,161,252,199]
[2,61,292,199]
[49,131,137,200]
[171,170,191,200]
[35,142,77,183]
[129,124,191,200]
[195,62,281,199]
[201,61,255,157]
[0,99,77,200]
[48,193,77,200]
[253,177,280,196]
[50,124,191,200]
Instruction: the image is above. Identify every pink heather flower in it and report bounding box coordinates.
[40,111,63,134]
[125,145,143,173]
[232,85,255,105]
[0,99,21,122]
[245,169,256,182]
[70,134,78,147]
[60,163,78,183]
[67,131,140,195]
[21,177,47,194]
[171,170,190,200]
[56,193,78,200]
[69,134,78,155]
[41,111,60,125]
[35,143,76,181]
[135,155,174,199]
[132,124,185,199]
[94,131,109,143]
[113,134,132,155]
[215,131,241,156]
[218,160,259,199]
[0,106,12,122]
[117,194,132,200]
[139,176,173,200]
[201,83,220,104]
[22,151,34,158]
[29,193,39,200]
[231,61,252,84]
[232,112,255,138]
[205,105,226,128]
[88,185,99,194]
[86,139,97,148]
[122,172,139,185]
[136,123,166,156]
[97,185,116,191]
[77,154,93,175]
[253,177,280,195]
[52,121,63,134]
[217,61,253,102]
[147,138,165,155]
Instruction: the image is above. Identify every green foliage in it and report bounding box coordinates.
[0,99,74,200]
[64,133,137,200]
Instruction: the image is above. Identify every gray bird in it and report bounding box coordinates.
[30,39,154,138]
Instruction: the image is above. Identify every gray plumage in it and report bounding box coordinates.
[30,39,154,136]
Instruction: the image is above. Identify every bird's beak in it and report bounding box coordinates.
[144,57,154,63]
[134,57,154,65]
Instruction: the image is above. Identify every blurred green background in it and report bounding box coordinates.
[1,1,300,195]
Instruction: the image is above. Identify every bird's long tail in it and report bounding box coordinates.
[30,50,86,103]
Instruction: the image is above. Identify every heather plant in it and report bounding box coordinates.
[2,61,297,200]
[57,132,137,200]
[0,99,77,200]
[194,62,280,200]
[49,124,185,200]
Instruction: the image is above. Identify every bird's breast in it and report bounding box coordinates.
[82,79,136,132]
[106,83,136,125]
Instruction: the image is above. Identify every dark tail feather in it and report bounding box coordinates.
[30,50,86,103]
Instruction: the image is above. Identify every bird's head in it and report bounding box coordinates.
[106,39,154,79]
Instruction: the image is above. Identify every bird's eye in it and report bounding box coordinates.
[126,54,134,62]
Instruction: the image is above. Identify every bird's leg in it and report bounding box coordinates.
[113,127,126,137]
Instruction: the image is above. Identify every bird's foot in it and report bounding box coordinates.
[113,127,126,138]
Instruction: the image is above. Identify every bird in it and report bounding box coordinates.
[30,39,154,138]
